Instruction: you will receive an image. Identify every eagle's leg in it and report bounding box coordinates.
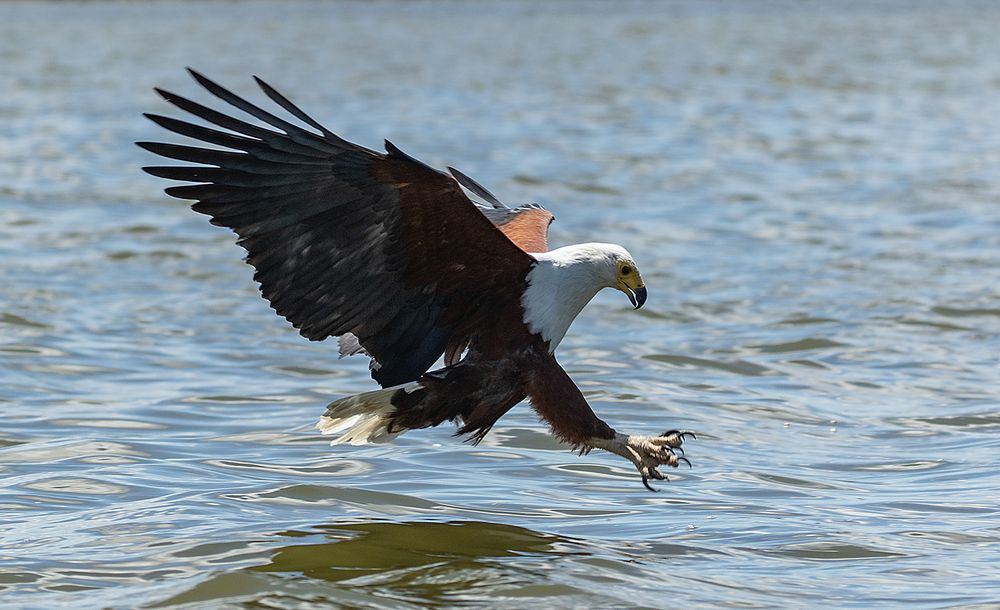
[590,431,695,492]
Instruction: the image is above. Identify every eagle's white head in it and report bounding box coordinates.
[522,242,647,351]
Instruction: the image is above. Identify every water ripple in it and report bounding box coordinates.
[2,1,1000,608]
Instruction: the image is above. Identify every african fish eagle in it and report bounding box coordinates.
[139,70,695,491]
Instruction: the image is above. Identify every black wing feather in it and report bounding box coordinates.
[448,166,507,209]
[141,71,532,388]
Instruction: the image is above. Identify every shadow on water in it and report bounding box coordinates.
[155,520,585,608]
[253,520,569,580]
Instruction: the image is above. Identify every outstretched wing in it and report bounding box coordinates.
[139,69,534,388]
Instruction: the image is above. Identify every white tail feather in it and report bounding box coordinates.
[316,382,420,445]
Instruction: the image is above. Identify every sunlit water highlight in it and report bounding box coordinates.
[1,1,999,608]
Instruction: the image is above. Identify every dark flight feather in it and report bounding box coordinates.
[448,166,507,209]
[141,71,537,387]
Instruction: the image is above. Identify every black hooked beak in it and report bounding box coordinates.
[627,285,647,309]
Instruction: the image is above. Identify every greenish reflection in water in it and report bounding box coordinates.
[254,521,567,581]
[159,521,579,608]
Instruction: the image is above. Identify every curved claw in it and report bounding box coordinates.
[662,429,698,441]
[675,446,685,456]
[641,466,670,492]
[603,433,694,491]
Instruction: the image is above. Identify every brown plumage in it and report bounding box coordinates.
[139,70,694,491]
[496,208,554,253]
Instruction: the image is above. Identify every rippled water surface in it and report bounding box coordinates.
[2,1,1000,607]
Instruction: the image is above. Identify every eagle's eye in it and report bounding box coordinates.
[621,265,632,276]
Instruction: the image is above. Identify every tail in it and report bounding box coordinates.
[316,382,421,445]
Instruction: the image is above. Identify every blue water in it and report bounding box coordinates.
[2,1,999,608]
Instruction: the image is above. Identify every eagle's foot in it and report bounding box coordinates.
[591,431,695,492]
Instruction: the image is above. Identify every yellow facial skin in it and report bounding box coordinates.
[615,260,647,309]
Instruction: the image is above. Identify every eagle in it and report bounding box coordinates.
[139,70,694,491]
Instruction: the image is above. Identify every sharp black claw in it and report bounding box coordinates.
[678,456,692,468]
[641,476,659,492]
[675,446,685,456]
[661,429,697,441]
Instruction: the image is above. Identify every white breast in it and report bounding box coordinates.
[520,244,620,351]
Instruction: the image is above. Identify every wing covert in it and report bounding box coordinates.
[448,166,555,253]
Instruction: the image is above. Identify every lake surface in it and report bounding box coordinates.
[2,1,999,607]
